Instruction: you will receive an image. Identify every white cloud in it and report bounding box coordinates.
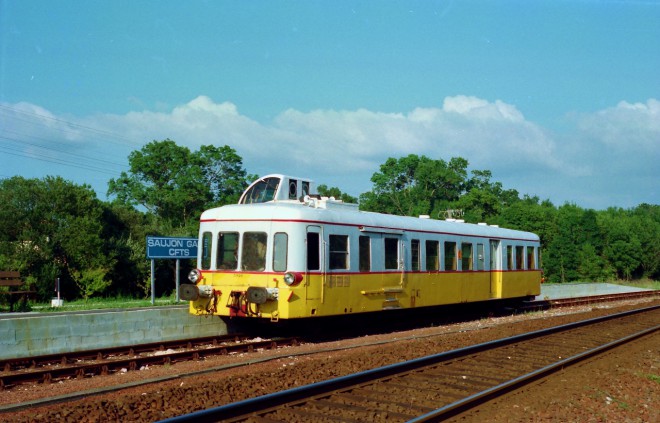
[1,95,658,208]
[576,98,660,151]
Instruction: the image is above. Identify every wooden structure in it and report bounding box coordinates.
[0,271,36,312]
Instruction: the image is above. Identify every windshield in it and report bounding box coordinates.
[240,177,280,204]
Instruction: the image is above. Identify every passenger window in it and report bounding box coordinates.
[384,238,399,270]
[516,246,524,270]
[527,246,536,269]
[242,232,267,271]
[307,232,320,271]
[359,236,371,271]
[329,235,349,270]
[217,232,239,270]
[444,242,457,271]
[461,243,473,271]
[411,239,420,271]
[506,246,513,270]
[425,240,439,271]
[201,232,212,270]
[477,243,485,271]
[273,233,288,272]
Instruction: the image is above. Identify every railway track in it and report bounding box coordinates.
[0,335,299,389]
[1,291,656,391]
[526,290,659,310]
[162,305,659,422]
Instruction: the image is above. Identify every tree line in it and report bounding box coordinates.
[0,139,657,304]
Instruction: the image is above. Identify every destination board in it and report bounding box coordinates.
[146,236,198,259]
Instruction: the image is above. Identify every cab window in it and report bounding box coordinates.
[217,232,239,270]
[240,177,280,204]
[201,232,212,270]
[273,233,288,272]
[242,232,267,271]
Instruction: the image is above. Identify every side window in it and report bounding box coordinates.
[384,238,399,270]
[425,240,439,271]
[444,241,457,271]
[273,233,288,272]
[201,232,212,270]
[302,181,310,197]
[506,245,513,270]
[217,232,239,270]
[527,246,536,269]
[516,246,525,270]
[461,243,473,271]
[359,236,371,272]
[307,232,320,271]
[411,239,420,271]
[477,243,485,271]
[329,234,349,270]
[242,232,267,271]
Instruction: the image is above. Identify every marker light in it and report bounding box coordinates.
[188,269,201,283]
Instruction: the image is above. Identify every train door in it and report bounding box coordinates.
[489,240,502,298]
[305,226,324,302]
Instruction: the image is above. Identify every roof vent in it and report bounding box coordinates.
[419,215,430,219]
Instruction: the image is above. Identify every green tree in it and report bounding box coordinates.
[317,184,357,203]
[543,204,584,282]
[601,209,644,280]
[359,155,469,217]
[0,176,112,300]
[577,243,606,281]
[108,139,252,228]
[630,204,660,279]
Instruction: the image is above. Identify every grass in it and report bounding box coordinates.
[645,373,660,384]
[23,295,183,313]
[611,278,660,290]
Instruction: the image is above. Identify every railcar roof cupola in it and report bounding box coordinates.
[238,174,316,204]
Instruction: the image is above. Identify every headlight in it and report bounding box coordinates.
[283,272,303,286]
[188,269,201,283]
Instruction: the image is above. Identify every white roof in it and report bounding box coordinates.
[200,202,540,242]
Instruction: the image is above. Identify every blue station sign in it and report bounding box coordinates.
[146,236,198,259]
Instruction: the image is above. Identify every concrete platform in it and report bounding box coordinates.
[540,283,652,300]
[0,306,227,360]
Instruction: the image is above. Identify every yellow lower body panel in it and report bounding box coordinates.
[189,271,541,320]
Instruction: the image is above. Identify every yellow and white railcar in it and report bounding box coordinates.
[181,175,541,321]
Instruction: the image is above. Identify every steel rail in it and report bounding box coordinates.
[408,323,658,422]
[0,334,247,372]
[0,337,298,389]
[518,290,659,312]
[159,305,659,423]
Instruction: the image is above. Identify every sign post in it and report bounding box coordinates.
[146,236,198,305]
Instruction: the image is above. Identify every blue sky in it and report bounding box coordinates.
[1,0,658,210]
